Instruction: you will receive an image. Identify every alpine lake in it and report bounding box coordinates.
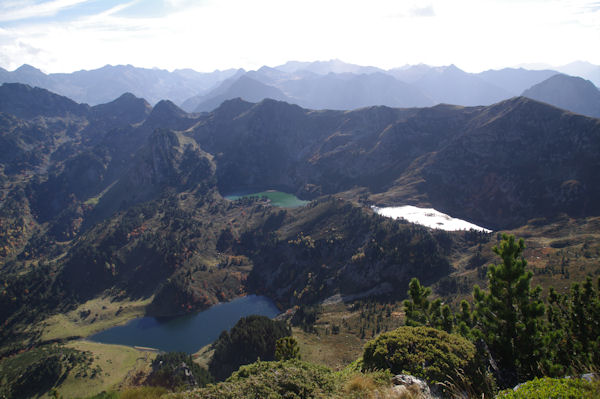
[88,191,307,353]
[89,295,279,353]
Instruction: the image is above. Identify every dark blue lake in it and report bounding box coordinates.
[88,295,279,353]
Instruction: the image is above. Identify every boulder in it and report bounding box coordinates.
[391,374,434,398]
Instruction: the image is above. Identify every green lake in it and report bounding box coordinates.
[224,190,308,208]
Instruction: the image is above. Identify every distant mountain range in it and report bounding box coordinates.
[2,60,599,116]
[0,64,241,105]
[184,61,600,117]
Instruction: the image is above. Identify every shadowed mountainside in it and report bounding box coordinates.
[190,97,600,229]
[2,82,599,235]
[522,74,600,118]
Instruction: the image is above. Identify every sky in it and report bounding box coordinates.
[0,0,599,74]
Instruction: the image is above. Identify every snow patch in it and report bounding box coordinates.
[373,205,492,232]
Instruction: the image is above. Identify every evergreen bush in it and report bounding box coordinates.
[362,326,476,386]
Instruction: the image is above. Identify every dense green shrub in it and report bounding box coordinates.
[208,315,291,381]
[179,360,336,399]
[362,326,476,386]
[146,352,212,390]
[496,377,599,398]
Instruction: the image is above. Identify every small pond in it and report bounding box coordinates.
[224,190,308,208]
[88,295,279,353]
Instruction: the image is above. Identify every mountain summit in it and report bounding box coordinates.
[522,74,600,118]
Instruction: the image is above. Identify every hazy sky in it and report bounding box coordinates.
[0,0,599,73]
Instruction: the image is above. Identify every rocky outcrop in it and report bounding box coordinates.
[91,92,152,125]
[390,374,439,399]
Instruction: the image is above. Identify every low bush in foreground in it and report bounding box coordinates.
[496,377,599,398]
[170,359,337,399]
[362,326,476,386]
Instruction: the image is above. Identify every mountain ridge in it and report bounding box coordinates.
[0,64,242,106]
[522,74,600,118]
[6,60,599,112]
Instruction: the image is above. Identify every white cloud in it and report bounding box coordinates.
[0,0,92,22]
[0,0,598,73]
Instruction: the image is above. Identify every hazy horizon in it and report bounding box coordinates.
[1,0,599,74]
[2,58,598,76]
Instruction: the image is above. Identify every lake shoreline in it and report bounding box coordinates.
[87,295,280,354]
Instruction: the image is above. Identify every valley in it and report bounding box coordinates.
[0,78,599,398]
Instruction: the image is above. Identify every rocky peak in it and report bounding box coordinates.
[211,97,254,118]
[14,64,45,76]
[148,99,187,121]
[91,92,152,124]
[144,99,196,131]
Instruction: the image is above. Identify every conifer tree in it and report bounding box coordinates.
[471,234,545,384]
[546,276,600,374]
[404,277,454,332]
